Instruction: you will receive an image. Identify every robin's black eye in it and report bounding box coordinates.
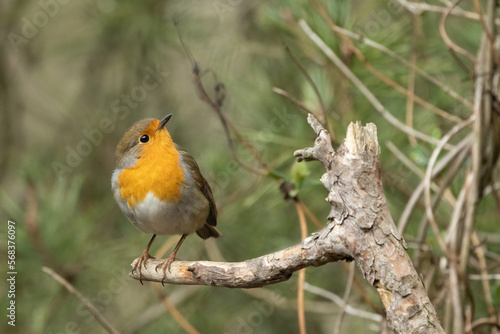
[140,135,149,143]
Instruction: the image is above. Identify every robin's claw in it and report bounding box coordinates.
[154,253,178,285]
[132,247,156,284]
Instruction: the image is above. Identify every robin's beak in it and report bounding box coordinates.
[157,114,172,132]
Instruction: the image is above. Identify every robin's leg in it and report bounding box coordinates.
[132,234,156,285]
[156,234,188,284]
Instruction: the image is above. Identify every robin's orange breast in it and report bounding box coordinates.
[117,132,185,208]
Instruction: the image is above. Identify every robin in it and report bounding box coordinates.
[112,114,220,283]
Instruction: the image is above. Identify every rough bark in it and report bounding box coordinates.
[130,114,444,333]
[130,235,351,288]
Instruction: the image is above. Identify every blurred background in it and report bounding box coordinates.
[1,0,498,333]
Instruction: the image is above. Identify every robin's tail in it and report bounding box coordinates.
[196,223,221,239]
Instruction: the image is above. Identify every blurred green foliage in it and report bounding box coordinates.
[0,0,496,333]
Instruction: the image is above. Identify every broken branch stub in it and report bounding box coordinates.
[295,114,444,334]
[294,114,335,168]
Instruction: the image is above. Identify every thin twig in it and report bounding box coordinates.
[398,134,473,233]
[311,0,473,109]
[442,285,451,333]
[300,201,324,230]
[396,0,500,26]
[304,283,383,323]
[402,144,470,264]
[470,232,498,326]
[423,117,474,255]
[311,0,464,124]
[445,180,468,254]
[175,22,268,176]
[192,68,268,176]
[472,0,500,69]
[295,201,308,334]
[460,36,489,275]
[449,264,464,334]
[298,19,449,148]
[42,267,121,334]
[439,0,476,70]
[469,318,500,331]
[273,87,314,116]
[469,274,500,280]
[406,42,417,145]
[360,48,463,124]
[386,141,441,194]
[412,149,465,268]
[284,45,334,139]
[151,238,200,334]
[125,287,201,334]
[152,285,200,334]
[487,180,500,215]
[334,262,355,334]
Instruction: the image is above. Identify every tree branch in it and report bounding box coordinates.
[129,113,444,333]
[130,231,352,288]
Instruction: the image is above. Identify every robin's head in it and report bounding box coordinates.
[114,114,173,169]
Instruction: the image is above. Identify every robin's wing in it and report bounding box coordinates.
[177,146,220,239]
